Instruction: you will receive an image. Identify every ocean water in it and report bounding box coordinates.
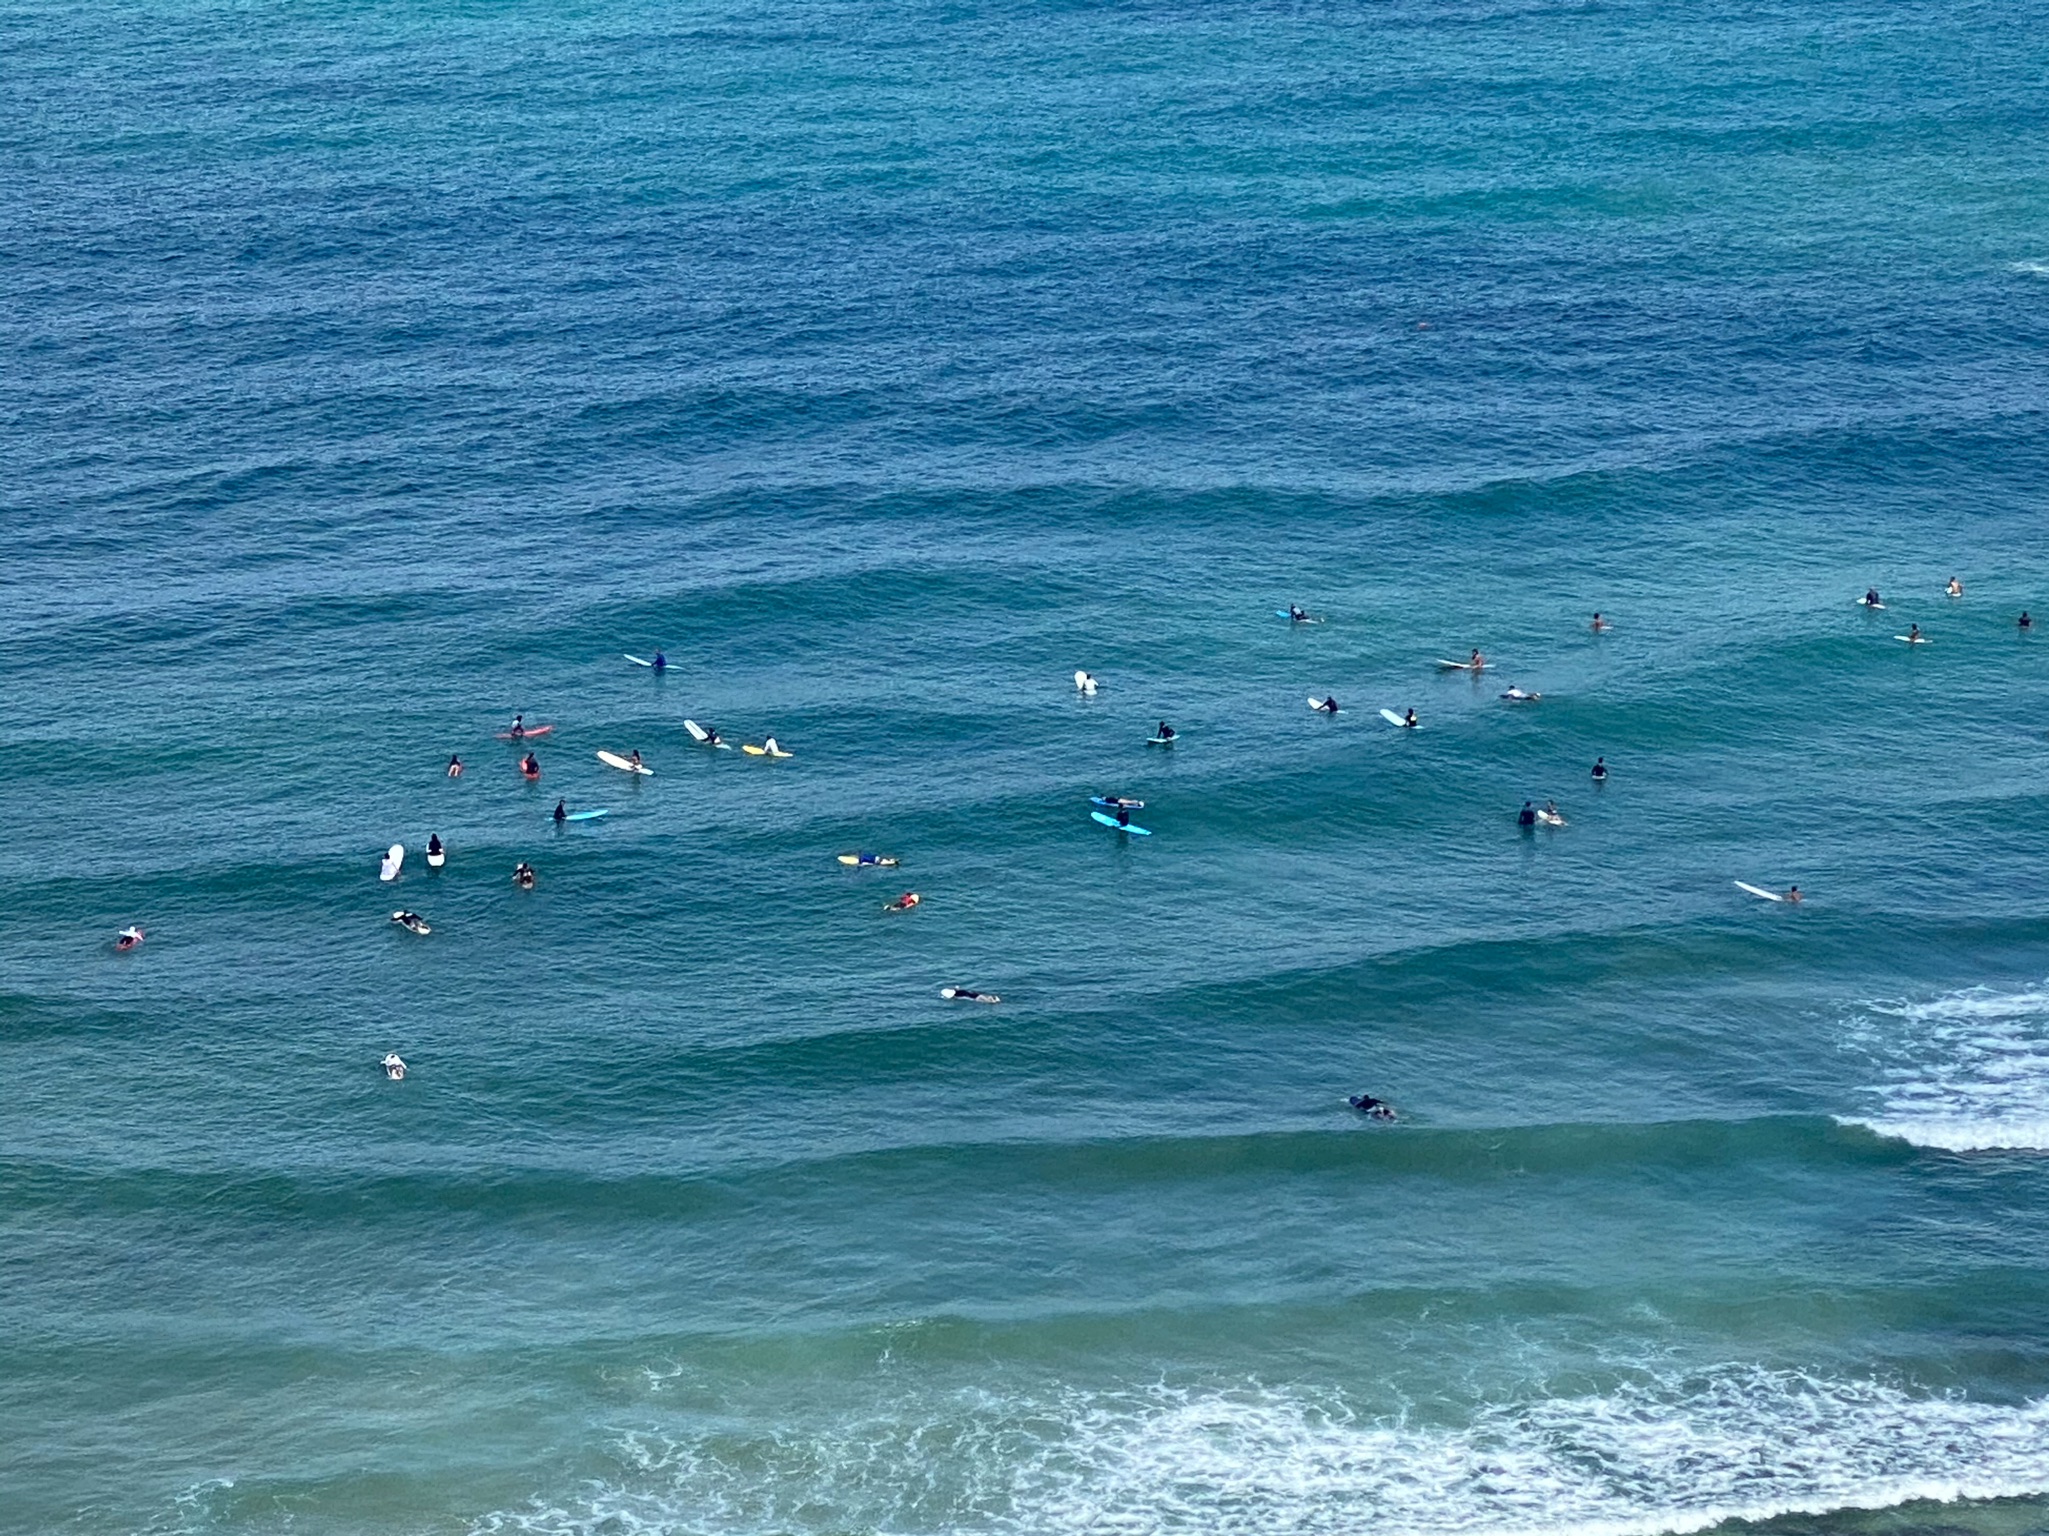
[7,0,2049,1530]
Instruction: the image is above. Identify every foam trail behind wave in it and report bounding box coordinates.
[474,1366,2049,1536]
[1840,983,2049,1151]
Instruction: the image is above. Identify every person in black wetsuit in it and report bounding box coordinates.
[513,861,536,888]
[1116,806,1132,827]
[2021,612,2033,632]
[427,834,443,860]
[553,799,567,823]
[652,650,667,670]
[1157,722,1176,741]
[1591,756,1608,782]
[1349,1094,1396,1121]
[1518,800,1537,827]
[1315,696,1338,714]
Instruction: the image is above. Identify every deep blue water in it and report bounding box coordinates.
[6,0,2049,1531]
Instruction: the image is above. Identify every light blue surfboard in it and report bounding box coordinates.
[1091,811,1151,835]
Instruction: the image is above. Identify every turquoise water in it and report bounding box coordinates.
[7,0,2049,1531]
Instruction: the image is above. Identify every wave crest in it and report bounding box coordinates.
[473,1366,2049,1536]
[1839,983,2049,1151]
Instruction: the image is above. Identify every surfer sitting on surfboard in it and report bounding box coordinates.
[1155,721,1177,742]
[1469,649,1485,670]
[1862,588,1882,608]
[1313,695,1338,714]
[1288,605,1310,622]
[652,650,667,670]
[1403,708,1417,728]
[553,799,567,823]
[1538,800,1566,827]
[521,752,541,779]
[508,714,527,739]
[1591,613,1609,632]
[1349,1094,1396,1121]
[513,861,536,889]
[447,754,463,778]
[1592,756,1608,782]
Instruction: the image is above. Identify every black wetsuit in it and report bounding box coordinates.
[1518,803,1537,826]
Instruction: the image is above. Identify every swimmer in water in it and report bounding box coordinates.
[1591,612,1609,631]
[553,799,567,823]
[1591,756,1608,782]
[2021,612,2033,632]
[447,754,463,778]
[1785,885,1803,904]
[885,892,921,913]
[1947,576,1964,597]
[513,861,535,889]
[1348,1094,1396,1121]
[521,752,541,778]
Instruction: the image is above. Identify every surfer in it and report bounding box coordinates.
[1402,707,1418,728]
[513,861,536,889]
[851,853,899,867]
[702,725,722,748]
[521,752,541,779]
[1314,696,1339,714]
[1289,605,1309,622]
[1906,624,1924,644]
[1539,800,1566,827]
[1076,670,1097,694]
[427,834,444,862]
[1591,612,1609,631]
[381,1053,407,1080]
[1591,756,1608,782]
[1517,801,1537,828]
[552,799,567,823]
[1500,684,1540,701]
[629,749,643,770]
[1348,1094,1396,1121]
[1947,576,1964,597]
[446,754,463,778]
[1115,805,1133,827]
[652,650,667,670]
[509,714,526,740]
[2022,612,2033,631]
[1784,885,1804,904]
[942,987,1000,1003]
[391,911,429,934]
[114,925,144,952]
[1862,588,1882,608]
[885,892,921,912]
[1156,722,1177,741]
[1469,648,1485,671]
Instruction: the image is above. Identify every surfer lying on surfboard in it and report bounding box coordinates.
[838,852,900,867]
[115,925,144,952]
[1349,1094,1396,1121]
[1500,685,1541,701]
[381,1052,407,1080]
[884,892,921,912]
[941,987,999,1003]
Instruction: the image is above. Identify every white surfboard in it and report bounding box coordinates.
[379,843,403,882]
[1856,599,1885,610]
[1379,708,1415,728]
[597,750,653,776]
[1074,670,1098,695]
[1307,696,1337,712]
[683,719,731,747]
[1895,634,1930,645]
[1435,658,1474,670]
[1734,881,1784,902]
[625,654,654,667]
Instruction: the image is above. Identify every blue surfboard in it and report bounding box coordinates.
[1091,811,1151,835]
[562,809,609,822]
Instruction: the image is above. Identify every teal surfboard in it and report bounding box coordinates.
[1091,811,1151,835]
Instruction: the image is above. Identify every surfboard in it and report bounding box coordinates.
[426,850,445,868]
[495,725,554,740]
[625,654,664,667]
[1091,796,1144,809]
[1091,811,1151,835]
[1895,635,1930,644]
[1277,610,1323,623]
[1733,881,1784,902]
[597,750,653,776]
[940,987,1001,1003]
[838,853,896,867]
[379,843,403,882]
[562,809,608,822]
[684,720,733,748]
[1307,697,1337,712]
[1435,659,1474,670]
[1074,671,1098,695]
[1379,709,1415,728]
[1146,735,1175,746]
[1536,811,1565,827]
[1857,599,1885,609]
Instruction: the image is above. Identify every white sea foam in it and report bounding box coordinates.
[2011,260,2049,277]
[473,1367,2049,1536]
[1839,983,2049,1150]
